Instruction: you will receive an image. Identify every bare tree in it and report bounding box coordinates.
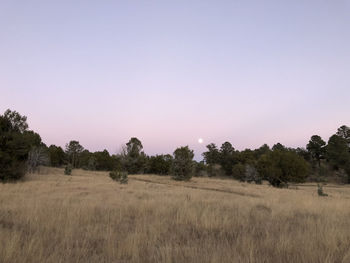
[27,146,49,173]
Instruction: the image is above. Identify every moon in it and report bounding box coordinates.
[198,138,203,144]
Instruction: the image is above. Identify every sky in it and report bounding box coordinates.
[1,0,349,160]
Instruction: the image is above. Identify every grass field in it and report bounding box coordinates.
[1,167,350,263]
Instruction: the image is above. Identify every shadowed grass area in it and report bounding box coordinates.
[1,167,350,262]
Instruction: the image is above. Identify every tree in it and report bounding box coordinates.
[172,146,194,181]
[306,135,326,167]
[0,110,40,181]
[219,142,237,175]
[124,137,146,174]
[126,137,143,157]
[27,146,50,173]
[87,156,97,170]
[272,143,286,152]
[336,125,350,148]
[326,135,350,170]
[254,144,270,158]
[295,147,311,162]
[93,150,115,171]
[3,109,28,133]
[65,140,84,168]
[202,143,220,165]
[48,145,65,167]
[257,150,309,187]
[146,154,173,175]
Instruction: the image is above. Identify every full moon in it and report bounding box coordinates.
[198,138,203,144]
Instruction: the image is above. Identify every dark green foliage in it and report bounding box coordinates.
[124,137,146,174]
[327,133,350,182]
[202,143,220,165]
[307,135,326,167]
[219,142,237,175]
[326,135,350,169]
[79,150,92,170]
[194,161,207,177]
[110,170,128,184]
[232,163,245,181]
[254,144,271,158]
[65,140,84,168]
[336,125,350,147]
[295,147,311,162]
[87,156,97,170]
[64,164,72,175]
[203,142,238,176]
[272,143,286,152]
[146,154,173,175]
[48,145,65,167]
[77,149,119,171]
[237,149,256,165]
[257,149,309,187]
[172,146,194,181]
[93,150,115,171]
[2,109,28,133]
[0,110,41,182]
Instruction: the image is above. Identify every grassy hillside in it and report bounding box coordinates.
[1,168,350,262]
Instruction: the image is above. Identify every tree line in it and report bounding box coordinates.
[1,109,349,187]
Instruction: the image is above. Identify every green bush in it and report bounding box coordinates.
[64,164,72,175]
[110,170,128,184]
[257,150,309,187]
[120,172,128,184]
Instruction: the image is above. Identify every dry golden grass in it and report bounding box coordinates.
[1,167,350,263]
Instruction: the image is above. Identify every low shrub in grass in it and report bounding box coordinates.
[64,164,72,175]
[317,184,328,196]
[110,170,128,184]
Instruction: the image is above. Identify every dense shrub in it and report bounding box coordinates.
[146,154,173,175]
[48,145,65,167]
[232,163,245,181]
[110,170,128,184]
[257,150,309,187]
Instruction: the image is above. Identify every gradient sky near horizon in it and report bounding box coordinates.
[1,0,349,160]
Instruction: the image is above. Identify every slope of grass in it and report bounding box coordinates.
[1,167,350,262]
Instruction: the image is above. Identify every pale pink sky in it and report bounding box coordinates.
[1,1,349,159]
